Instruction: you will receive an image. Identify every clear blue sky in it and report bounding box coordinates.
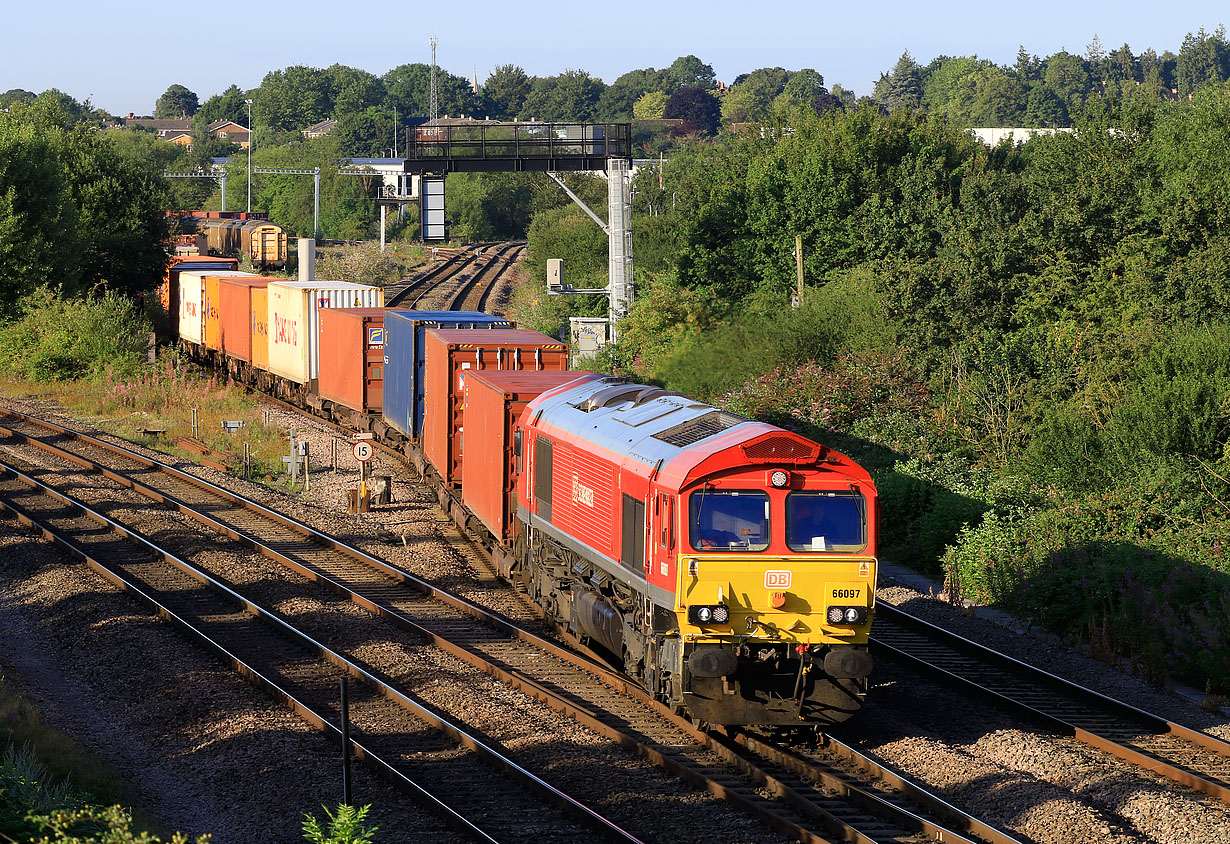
[3,1,1226,115]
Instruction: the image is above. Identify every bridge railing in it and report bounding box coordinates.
[405,122,632,162]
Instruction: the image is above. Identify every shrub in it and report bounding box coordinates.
[30,805,210,844]
[302,804,377,844]
[315,241,426,288]
[0,288,150,382]
[2,743,78,841]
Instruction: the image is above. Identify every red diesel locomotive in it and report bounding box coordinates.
[501,374,877,726]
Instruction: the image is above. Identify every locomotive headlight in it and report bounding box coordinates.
[827,606,867,625]
[770,470,789,488]
[688,604,731,625]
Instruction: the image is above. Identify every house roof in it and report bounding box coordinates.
[125,118,193,131]
[207,119,247,132]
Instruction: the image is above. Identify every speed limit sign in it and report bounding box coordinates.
[352,441,374,462]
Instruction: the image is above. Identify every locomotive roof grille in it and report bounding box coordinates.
[741,434,822,463]
[653,410,749,447]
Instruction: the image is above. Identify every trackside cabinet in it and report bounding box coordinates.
[317,307,388,415]
[423,328,570,488]
[461,370,595,542]
[380,310,513,441]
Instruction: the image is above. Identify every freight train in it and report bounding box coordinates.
[159,262,879,726]
[168,211,288,268]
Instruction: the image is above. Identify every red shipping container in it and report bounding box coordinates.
[219,277,272,363]
[461,370,594,542]
[317,308,388,414]
[424,329,570,488]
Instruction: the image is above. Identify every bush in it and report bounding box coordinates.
[0,288,150,382]
[314,241,426,288]
[2,743,78,841]
[30,805,209,844]
[302,804,377,844]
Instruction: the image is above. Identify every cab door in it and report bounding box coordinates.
[647,488,676,590]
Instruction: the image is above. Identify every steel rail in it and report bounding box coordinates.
[869,602,1230,804]
[724,728,1028,844]
[0,406,1025,844]
[476,244,524,314]
[0,410,1018,844]
[0,458,643,843]
[384,251,469,308]
[0,411,828,844]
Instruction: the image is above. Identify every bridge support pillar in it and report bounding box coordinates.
[607,157,633,343]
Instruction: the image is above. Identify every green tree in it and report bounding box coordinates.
[325,65,386,116]
[633,91,668,120]
[0,102,79,316]
[253,65,332,133]
[1173,26,1230,97]
[383,63,476,118]
[1043,51,1091,117]
[154,84,199,119]
[598,67,668,120]
[773,69,825,117]
[970,68,1027,126]
[193,84,250,135]
[664,87,720,136]
[446,171,535,240]
[667,55,717,90]
[921,55,986,119]
[481,64,531,119]
[518,69,605,121]
[874,51,923,110]
[720,67,790,123]
[1024,85,1068,127]
[0,89,36,109]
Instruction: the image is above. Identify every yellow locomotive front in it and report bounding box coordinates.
[671,467,877,726]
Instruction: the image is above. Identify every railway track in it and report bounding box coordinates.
[383,246,480,308]
[446,243,524,313]
[383,242,524,312]
[0,449,637,844]
[868,601,1230,804]
[0,406,1025,844]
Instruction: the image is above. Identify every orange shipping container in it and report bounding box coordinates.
[423,328,569,488]
[461,370,594,542]
[317,308,387,415]
[205,273,265,352]
[219,277,272,363]
[251,285,270,371]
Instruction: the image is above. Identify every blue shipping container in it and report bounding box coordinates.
[382,310,514,440]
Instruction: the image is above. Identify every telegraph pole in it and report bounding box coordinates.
[245,99,254,213]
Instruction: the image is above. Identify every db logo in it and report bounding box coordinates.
[765,570,792,589]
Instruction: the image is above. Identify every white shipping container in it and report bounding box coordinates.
[267,280,384,385]
[177,270,258,345]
